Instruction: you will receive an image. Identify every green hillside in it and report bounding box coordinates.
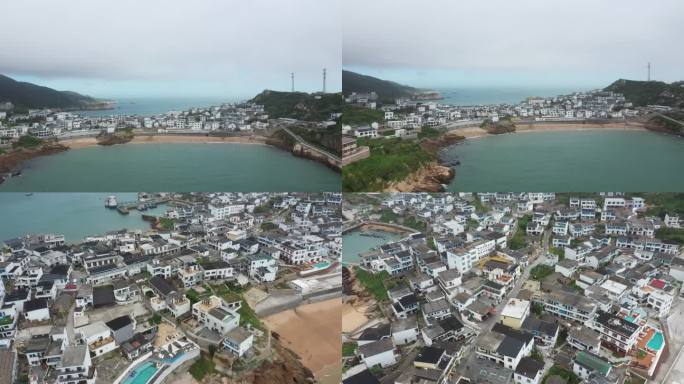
[0,74,105,109]
[342,70,418,103]
[250,90,343,121]
[604,79,684,108]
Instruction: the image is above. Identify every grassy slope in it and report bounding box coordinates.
[342,137,435,191]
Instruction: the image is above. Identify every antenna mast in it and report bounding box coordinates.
[647,62,651,81]
[291,72,294,92]
[323,68,327,93]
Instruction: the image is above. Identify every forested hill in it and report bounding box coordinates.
[604,79,684,108]
[250,90,342,121]
[0,74,107,109]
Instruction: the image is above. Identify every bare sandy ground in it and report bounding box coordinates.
[449,122,648,139]
[59,134,269,149]
[358,223,412,234]
[165,372,198,384]
[262,298,342,383]
[342,301,372,333]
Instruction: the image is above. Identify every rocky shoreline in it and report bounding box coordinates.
[382,131,465,192]
[95,131,135,146]
[0,142,69,174]
[385,161,454,192]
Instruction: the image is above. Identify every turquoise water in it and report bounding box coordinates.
[76,97,239,117]
[647,331,664,351]
[313,262,331,269]
[0,193,165,243]
[0,143,339,192]
[435,86,580,106]
[442,130,684,191]
[625,316,636,323]
[342,230,403,264]
[123,362,158,384]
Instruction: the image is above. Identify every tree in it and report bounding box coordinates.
[531,347,544,363]
[531,303,544,316]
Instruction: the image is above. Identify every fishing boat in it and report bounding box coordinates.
[105,195,118,208]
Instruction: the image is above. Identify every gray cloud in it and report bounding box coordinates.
[343,0,684,82]
[0,0,341,93]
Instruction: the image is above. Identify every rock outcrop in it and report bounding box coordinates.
[0,142,68,173]
[385,161,454,192]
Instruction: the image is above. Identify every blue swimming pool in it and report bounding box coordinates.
[647,331,664,351]
[123,361,159,384]
[312,262,331,269]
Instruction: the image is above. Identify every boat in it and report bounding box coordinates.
[25,193,33,196]
[105,195,118,208]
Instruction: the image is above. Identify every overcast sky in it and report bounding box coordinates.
[0,0,341,98]
[343,0,684,89]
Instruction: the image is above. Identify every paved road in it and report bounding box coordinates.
[281,127,341,162]
[455,221,549,376]
[655,113,684,128]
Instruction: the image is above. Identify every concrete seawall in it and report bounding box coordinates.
[256,288,342,317]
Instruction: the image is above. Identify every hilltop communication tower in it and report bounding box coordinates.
[291,72,295,92]
[647,62,651,81]
[323,68,327,93]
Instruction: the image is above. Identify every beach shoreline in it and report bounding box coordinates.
[58,134,270,149]
[449,121,649,140]
[261,298,341,384]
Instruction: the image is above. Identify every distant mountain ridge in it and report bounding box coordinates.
[343,70,430,103]
[604,79,684,108]
[0,74,108,109]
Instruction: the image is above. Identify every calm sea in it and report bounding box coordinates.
[442,130,684,191]
[342,229,403,264]
[434,86,584,105]
[0,193,165,243]
[75,97,240,117]
[0,143,340,192]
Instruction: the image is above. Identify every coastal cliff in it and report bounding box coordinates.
[385,161,454,192]
[267,130,341,171]
[384,132,465,192]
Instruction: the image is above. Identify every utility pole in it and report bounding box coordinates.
[647,62,651,81]
[322,68,327,93]
[291,72,294,92]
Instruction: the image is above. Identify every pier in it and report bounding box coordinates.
[115,197,169,215]
[342,220,418,235]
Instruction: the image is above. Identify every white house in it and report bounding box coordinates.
[223,326,254,357]
[24,298,50,322]
[358,339,396,368]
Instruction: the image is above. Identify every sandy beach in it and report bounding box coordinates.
[261,298,341,384]
[342,300,372,333]
[449,121,648,139]
[59,134,270,149]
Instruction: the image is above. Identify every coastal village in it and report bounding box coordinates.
[0,192,343,384]
[341,88,648,167]
[342,192,684,384]
[0,100,339,140]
